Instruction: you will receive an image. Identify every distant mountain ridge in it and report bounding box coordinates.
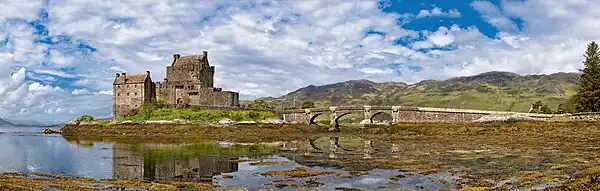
[260,71,580,112]
[0,118,61,127]
[0,118,15,127]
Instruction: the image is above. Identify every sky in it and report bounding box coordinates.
[0,0,598,124]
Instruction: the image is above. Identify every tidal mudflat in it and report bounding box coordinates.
[2,122,600,190]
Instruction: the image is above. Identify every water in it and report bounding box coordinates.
[0,126,461,190]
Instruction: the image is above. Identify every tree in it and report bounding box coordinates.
[301,100,315,109]
[574,41,600,112]
[557,97,576,114]
[248,100,272,109]
[531,100,552,114]
[282,106,298,110]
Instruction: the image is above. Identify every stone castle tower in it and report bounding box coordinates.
[113,51,240,119]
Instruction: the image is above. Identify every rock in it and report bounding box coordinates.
[218,118,234,126]
[79,121,96,125]
[172,119,189,124]
[359,119,371,125]
[472,114,543,123]
[236,121,257,125]
[119,120,135,124]
[143,120,174,125]
[66,118,81,126]
[41,128,61,134]
[262,118,284,124]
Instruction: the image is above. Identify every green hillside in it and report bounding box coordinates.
[260,71,580,113]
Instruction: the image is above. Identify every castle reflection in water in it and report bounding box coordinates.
[112,144,238,182]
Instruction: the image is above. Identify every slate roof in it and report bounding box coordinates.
[113,73,148,85]
[173,55,200,66]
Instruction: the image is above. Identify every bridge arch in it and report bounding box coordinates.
[334,112,354,122]
[309,113,325,124]
[330,111,365,132]
[369,111,393,124]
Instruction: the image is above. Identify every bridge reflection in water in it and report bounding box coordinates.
[112,143,238,182]
[279,136,400,161]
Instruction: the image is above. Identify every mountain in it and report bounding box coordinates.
[260,71,580,112]
[0,118,15,127]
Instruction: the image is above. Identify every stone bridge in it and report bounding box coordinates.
[279,105,555,132]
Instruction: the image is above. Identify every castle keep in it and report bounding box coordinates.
[113,51,240,118]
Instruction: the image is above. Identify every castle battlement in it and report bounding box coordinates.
[113,51,240,119]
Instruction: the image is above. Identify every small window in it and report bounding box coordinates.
[127,93,130,96]
[135,92,137,96]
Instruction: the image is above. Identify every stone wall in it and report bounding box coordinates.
[182,88,239,107]
[114,83,146,119]
[282,112,312,124]
[166,65,201,85]
[201,66,214,88]
[394,110,485,123]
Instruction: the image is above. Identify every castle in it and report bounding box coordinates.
[113,51,240,118]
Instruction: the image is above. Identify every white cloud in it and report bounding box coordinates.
[416,7,462,19]
[0,0,599,123]
[71,89,90,95]
[471,1,520,33]
[359,68,393,74]
[0,1,43,22]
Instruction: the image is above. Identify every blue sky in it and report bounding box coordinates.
[0,0,598,124]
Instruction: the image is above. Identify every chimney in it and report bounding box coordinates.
[116,73,120,77]
[122,73,126,81]
[146,71,150,75]
[173,54,180,60]
[203,51,208,58]
[164,78,168,83]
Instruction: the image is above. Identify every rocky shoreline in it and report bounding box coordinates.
[65,117,287,127]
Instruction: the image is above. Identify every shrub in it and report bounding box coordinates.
[301,100,315,109]
[248,100,273,109]
[79,115,94,122]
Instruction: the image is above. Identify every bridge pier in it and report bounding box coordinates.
[362,106,372,128]
[392,106,400,124]
[328,137,337,158]
[329,107,340,132]
[391,143,399,158]
[363,140,373,159]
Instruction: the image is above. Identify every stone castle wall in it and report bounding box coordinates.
[113,79,154,119]
[187,89,239,107]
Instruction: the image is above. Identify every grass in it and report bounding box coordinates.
[61,123,331,143]
[123,107,280,123]
[0,172,216,191]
